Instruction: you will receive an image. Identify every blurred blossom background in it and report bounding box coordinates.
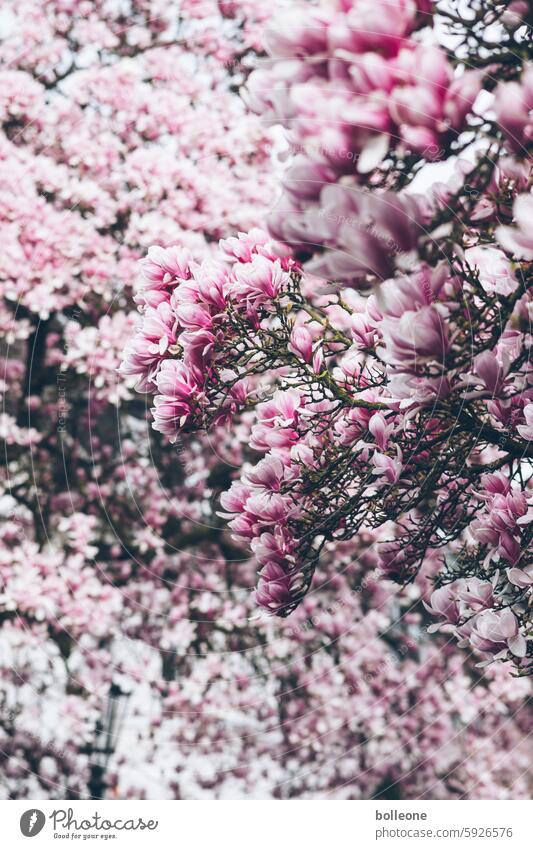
[0,0,531,800]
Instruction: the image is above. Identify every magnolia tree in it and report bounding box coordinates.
[0,0,531,801]
[124,0,533,675]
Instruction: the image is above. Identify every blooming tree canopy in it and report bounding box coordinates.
[124,0,533,675]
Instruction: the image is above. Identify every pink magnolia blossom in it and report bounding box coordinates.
[469,609,527,659]
[493,64,533,153]
[517,403,533,440]
[465,245,517,296]
[497,193,533,260]
[152,360,202,436]
[474,349,510,395]
[507,563,533,588]
[425,581,464,630]
[232,256,289,306]
[255,560,306,614]
[382,305,449,367]
[288,326,314,363]
[368,412,395,450]
[371,448,403,483]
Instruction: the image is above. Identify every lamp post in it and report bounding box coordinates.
[87,682,129,800]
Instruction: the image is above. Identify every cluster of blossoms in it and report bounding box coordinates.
[120,231,296,425]
[0,0,276,320]
[124,220,533,674]
[106,546,532,800]
[2,535,531,800]
[244,0,532,286]
[126,0,533,675]
[243,0,485,284]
